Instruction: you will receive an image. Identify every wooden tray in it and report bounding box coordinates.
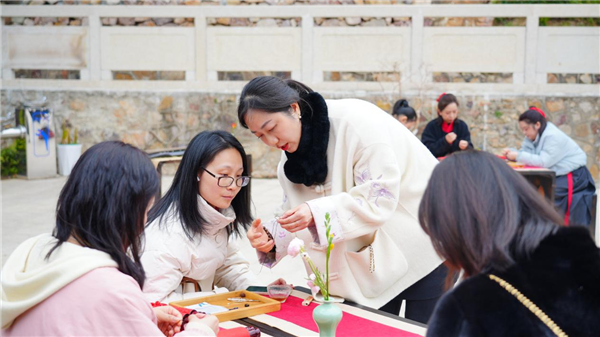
[168,290,281,322]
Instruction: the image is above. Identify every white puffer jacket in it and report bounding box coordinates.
[141,195,259,303]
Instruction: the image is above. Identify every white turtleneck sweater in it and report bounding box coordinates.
[141,195,259,303]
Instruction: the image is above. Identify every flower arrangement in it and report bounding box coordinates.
[288,213,334,300]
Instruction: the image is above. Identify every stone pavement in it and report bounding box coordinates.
[0,176,307,287]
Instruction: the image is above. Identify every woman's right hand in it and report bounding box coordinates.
[445,132,457,144]
[247,219,275,253]
[186,314,219,335]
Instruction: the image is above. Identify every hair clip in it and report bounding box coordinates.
[529,106,546,118]
[436,93,446,102]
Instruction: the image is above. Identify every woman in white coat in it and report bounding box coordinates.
[238,76,446,324]
[141,131,283,303]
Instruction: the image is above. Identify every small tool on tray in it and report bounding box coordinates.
[227,297,261,302]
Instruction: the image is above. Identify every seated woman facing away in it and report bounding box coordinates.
[420,151,600,337]
[141,131,285,303]
[392,99,418,134]
[503,106,596,227]
[1,141,218,337]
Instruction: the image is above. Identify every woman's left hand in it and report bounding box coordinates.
[153,306,182,337]
[278,203,315,233]
[459,140,469,150]
[506,151,518,161]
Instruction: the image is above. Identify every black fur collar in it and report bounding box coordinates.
[283,92,330,187]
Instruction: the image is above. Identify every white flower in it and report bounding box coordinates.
[309,273,316,281]
[287,237,304,257]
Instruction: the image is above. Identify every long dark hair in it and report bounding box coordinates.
[147,130,252,240]
[237,76,314,128]
[519,106,548,136]
[418,151,563,288]
[392,99,417,121]
[50,141,159,288]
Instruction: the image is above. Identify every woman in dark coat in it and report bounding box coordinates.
[421,93,473,158]
[419,151,600,337]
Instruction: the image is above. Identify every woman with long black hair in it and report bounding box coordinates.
[142,130,283,303]
[1,141,218,336]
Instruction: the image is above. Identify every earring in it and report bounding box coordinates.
[197,177,200,182]
[297,113,302,120]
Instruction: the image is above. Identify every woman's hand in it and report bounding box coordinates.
[186,314,219,335]
[153,306,182,337]
[459,140,469,150]
[445,132,457,144]
[506,150,518,161]
[501,148,511,156]
[247,219,274,253]
[278,203,315,233]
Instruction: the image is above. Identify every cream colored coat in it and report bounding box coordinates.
[260,98,443,309]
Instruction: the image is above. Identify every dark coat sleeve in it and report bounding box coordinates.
[422,121,452,157]
[426,292,480,337]
[450,120,474,152]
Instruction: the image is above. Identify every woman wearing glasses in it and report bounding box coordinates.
[141,131,281,302]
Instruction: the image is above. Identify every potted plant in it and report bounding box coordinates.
[288,213,343,336]
[57,119,82,176]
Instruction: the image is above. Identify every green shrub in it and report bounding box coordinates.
[1,139,26,177]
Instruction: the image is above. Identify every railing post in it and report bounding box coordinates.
[88,13,101,81]
[302,13,315,83]
[0,8,10,80]
[524,10,540,84]
[195,15,207,83]
[410,10,424,86]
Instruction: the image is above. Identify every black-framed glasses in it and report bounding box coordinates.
[201,168,250,187]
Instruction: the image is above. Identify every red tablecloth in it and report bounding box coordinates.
[267,296,421,337]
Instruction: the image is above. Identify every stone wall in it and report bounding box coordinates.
[1,90,598,182]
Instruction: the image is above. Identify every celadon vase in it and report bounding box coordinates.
[312,300,343,337]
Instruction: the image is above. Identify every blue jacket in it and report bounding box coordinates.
[517,122,587,176]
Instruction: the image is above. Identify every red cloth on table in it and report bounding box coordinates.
[267,296,422,337]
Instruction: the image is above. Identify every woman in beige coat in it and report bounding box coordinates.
[238,76,445,324]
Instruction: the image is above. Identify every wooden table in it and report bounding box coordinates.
[222,288,426,337]
[512,167,556,203]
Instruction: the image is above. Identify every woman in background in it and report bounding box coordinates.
[422,93,473,158]
[503,107,595,226]
[392,99,418,133]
